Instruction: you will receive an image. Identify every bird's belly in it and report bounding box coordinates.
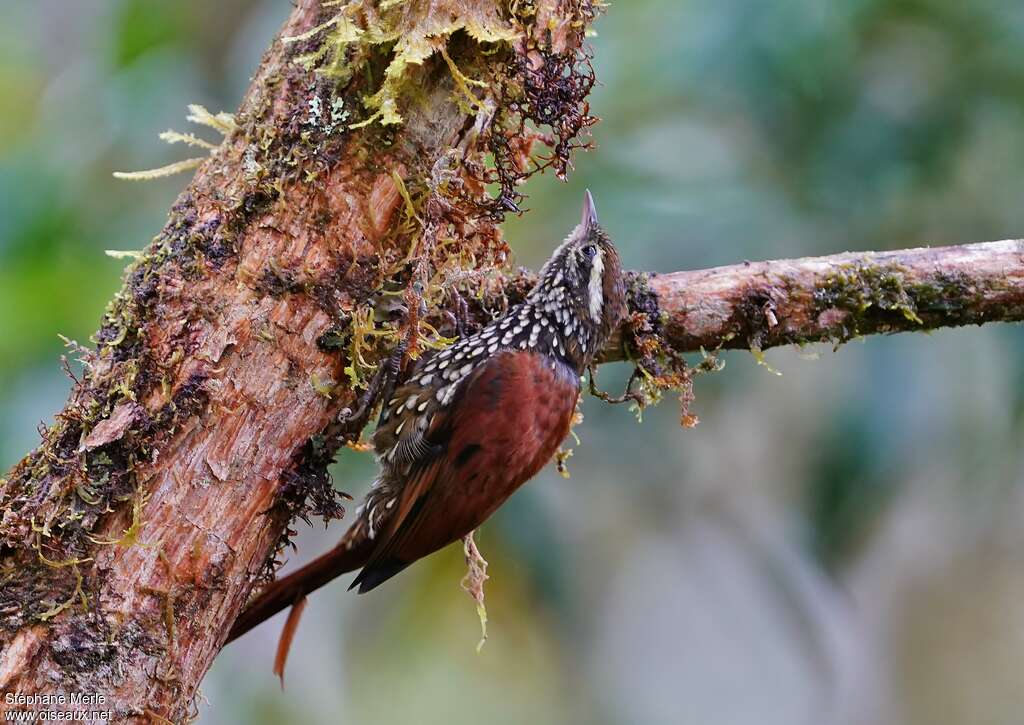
[420,354,579,554]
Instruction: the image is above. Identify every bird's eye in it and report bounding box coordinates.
[581,244,597,261]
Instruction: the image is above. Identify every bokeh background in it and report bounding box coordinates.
[4,1,1024,723]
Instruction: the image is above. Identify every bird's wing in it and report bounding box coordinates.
[351,350,579,592]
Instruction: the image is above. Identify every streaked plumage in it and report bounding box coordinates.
[344,190,627,591]
[228,191,627,652]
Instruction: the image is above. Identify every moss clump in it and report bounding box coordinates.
[288,0,519,127]
[903,270,979,317]
[316,326,350,351]
[810,262,999,343]
[0,362,211,631]
[0,561,80,632]
[588,272,718,427]
[288,0,601,215]
[481,13,599,212]
[814,263,925,331]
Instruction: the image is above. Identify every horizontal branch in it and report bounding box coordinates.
[606,239,1024,360]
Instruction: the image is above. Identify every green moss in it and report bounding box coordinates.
[813,262,924,336]
[811,262,996,342]
[315,326,349,351]
[903,271,980,316]
[310,373,337,399]
[288,0,518,127]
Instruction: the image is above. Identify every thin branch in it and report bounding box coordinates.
[604,239,1024,360]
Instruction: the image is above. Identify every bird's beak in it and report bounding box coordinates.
[581,189,598,232]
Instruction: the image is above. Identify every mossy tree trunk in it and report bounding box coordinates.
[0,1,600,719]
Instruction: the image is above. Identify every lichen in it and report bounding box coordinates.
[460,530,489,653]
[113,105,237,181]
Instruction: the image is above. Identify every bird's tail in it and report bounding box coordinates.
[226,525,373,645]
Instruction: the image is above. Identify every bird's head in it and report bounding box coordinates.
[529,190,627,364]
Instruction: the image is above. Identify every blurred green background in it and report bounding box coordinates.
[4,1,1024,723]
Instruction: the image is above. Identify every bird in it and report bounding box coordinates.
[228,190,626,646]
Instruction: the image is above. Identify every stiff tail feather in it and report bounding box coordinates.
[226,531,372,645]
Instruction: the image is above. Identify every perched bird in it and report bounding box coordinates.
[229,190,626,645]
